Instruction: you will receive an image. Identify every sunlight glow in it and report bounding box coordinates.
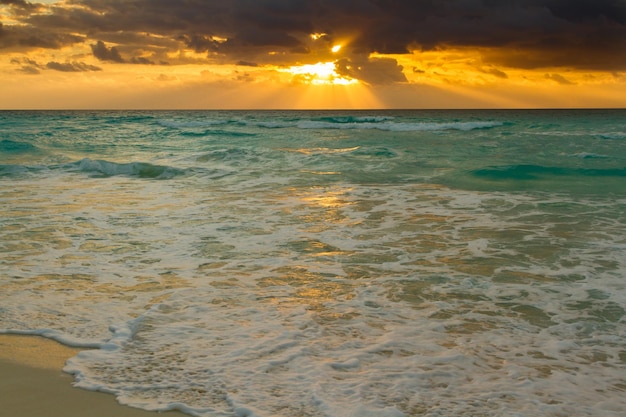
[331,45,342,53]
[284,62,358,85]
[212,35,228,43]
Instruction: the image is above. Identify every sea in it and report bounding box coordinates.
[1,109,625,417]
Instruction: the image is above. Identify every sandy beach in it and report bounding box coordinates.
[0,334,188,417]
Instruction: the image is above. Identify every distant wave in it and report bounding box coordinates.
[0,158,231,180]
[257,119,504,131]
[68,158,185,179]
[196,147,258,163]
[571,152,609,159]
[158,119,234,129]
[0,164,33,177]
[472,164,626,180]
[599,132,626,140]
[0,139,38,153]
[179,129,257,138]
[350,146,399,158]
[312,115,396,123]
[158,116,503,132]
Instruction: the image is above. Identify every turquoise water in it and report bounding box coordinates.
[1,110,625,416]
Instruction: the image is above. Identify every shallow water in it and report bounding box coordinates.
[1,110,625,416]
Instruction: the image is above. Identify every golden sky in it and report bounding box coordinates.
[2,0,626,109]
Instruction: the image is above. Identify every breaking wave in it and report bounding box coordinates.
[68,158,185,179]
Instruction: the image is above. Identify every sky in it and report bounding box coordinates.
[1,0,626,109]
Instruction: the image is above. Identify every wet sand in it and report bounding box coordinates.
[0,334,188,417]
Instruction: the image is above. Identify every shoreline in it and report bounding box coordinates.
[0,334,188,417]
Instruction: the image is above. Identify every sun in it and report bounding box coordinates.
[283,62,358,85]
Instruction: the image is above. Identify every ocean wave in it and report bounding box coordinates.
[158,119,234,129]
[158,116,503,133]
[0,139,38,153]
[312,115,396,123]
[599,133,626,140]
[472,164,626,180]
[257,120,503,131]
[350,146,398,158]
[196,147,259,163]
[68,158,185,179]
[571,152,609,159]
[0,164,32,177]
[180,129,257,138]
[292,146,360,155]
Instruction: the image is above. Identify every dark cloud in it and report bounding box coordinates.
[3,0,626,73]
[547,0,626,24]
[16,64,40,74]
[130,56,155,65]
[1,0,33,5]
[0,23,84,49]
[0,0,40,11]
[482,67,508,79]
[46,61,103,72]
[236,60,259,67]
[18,32,83,49]
[9,56,102,72]
[180,34,224,53]
[91,40,125,62]
[335,56,407,85]
[545,73,575,85]
[90,40,157,64]
[10,56,39,66]
[10,55,41,73]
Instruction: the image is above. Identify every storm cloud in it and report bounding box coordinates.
[2,0,626,78]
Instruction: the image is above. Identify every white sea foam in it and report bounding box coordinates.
[2,110,625,417]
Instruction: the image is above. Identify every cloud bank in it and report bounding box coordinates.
[2,0,625,84]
